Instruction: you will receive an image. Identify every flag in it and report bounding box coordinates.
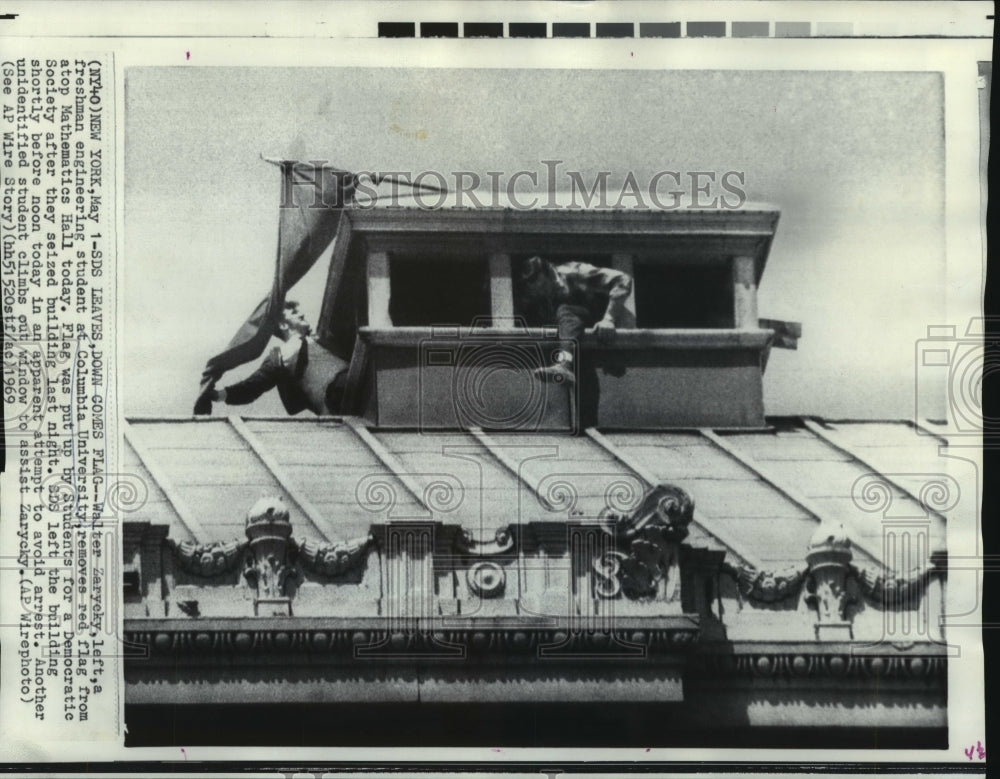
[194,160,356,412]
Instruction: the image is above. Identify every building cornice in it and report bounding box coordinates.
[690,641,948,682]
[124,615,701,665]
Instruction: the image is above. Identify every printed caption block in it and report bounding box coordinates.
[1,55,119,742]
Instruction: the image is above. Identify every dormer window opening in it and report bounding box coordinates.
[388,254,491,327]
[633,260,735,329]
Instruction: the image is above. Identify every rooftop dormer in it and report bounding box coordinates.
[317,199,784,430]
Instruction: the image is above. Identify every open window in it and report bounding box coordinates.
[388,255,491,327]
[633,261,734,328]
[511,254,614,327]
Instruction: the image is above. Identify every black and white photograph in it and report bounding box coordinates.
[0,1,989,769]
[118,62,977,749]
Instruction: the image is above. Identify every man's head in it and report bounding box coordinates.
[277,300,312,340]
[517,256,568,301]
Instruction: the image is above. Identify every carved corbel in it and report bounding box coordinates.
[594,483,694,601]
[805,521,855,640]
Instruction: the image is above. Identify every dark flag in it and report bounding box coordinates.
[194,160,357,414]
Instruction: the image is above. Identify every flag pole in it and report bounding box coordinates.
[259,156,448,194]
[260,154,291,167]
[372,173,448,194]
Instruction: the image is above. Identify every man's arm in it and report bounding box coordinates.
[213,348,283,406]
[597,266,632,326]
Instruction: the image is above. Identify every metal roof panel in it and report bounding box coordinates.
[123,418,946,568]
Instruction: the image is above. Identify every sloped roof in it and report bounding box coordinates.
[123,417,948,569]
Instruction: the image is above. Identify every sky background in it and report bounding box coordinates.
[123,67,945,418]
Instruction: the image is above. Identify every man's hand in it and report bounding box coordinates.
[193,381,216,415]
[593,318,617,345]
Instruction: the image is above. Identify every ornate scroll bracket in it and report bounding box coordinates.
[595,483,694,602]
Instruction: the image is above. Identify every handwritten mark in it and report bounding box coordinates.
[181,747,187,761]
[963,740,985,760]
[185,52,190,60]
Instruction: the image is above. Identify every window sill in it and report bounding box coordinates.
[358,326,774,350]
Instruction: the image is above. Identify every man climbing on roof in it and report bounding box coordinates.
[515,255,633,385]
[193,300,349,416]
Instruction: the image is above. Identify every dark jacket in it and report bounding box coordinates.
[517,260,633,327]
[223,338,348,415]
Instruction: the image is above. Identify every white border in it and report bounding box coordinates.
[0,8,989,767]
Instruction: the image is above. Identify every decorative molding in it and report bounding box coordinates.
[171,539,247,577]
[123,621,701,659]
[722,520,942,619]
[852,561,936,606]
[346,206,780,258]
[466,561,506,598]
[457,525,516,556]
[166,495,372,586]
[804,521,855,633]
[724,562,808,603]
[693,649,947,680]
[297,535,372,577]
[243,496,296,600]
[597,484,693,601]
[724,560,942,612]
